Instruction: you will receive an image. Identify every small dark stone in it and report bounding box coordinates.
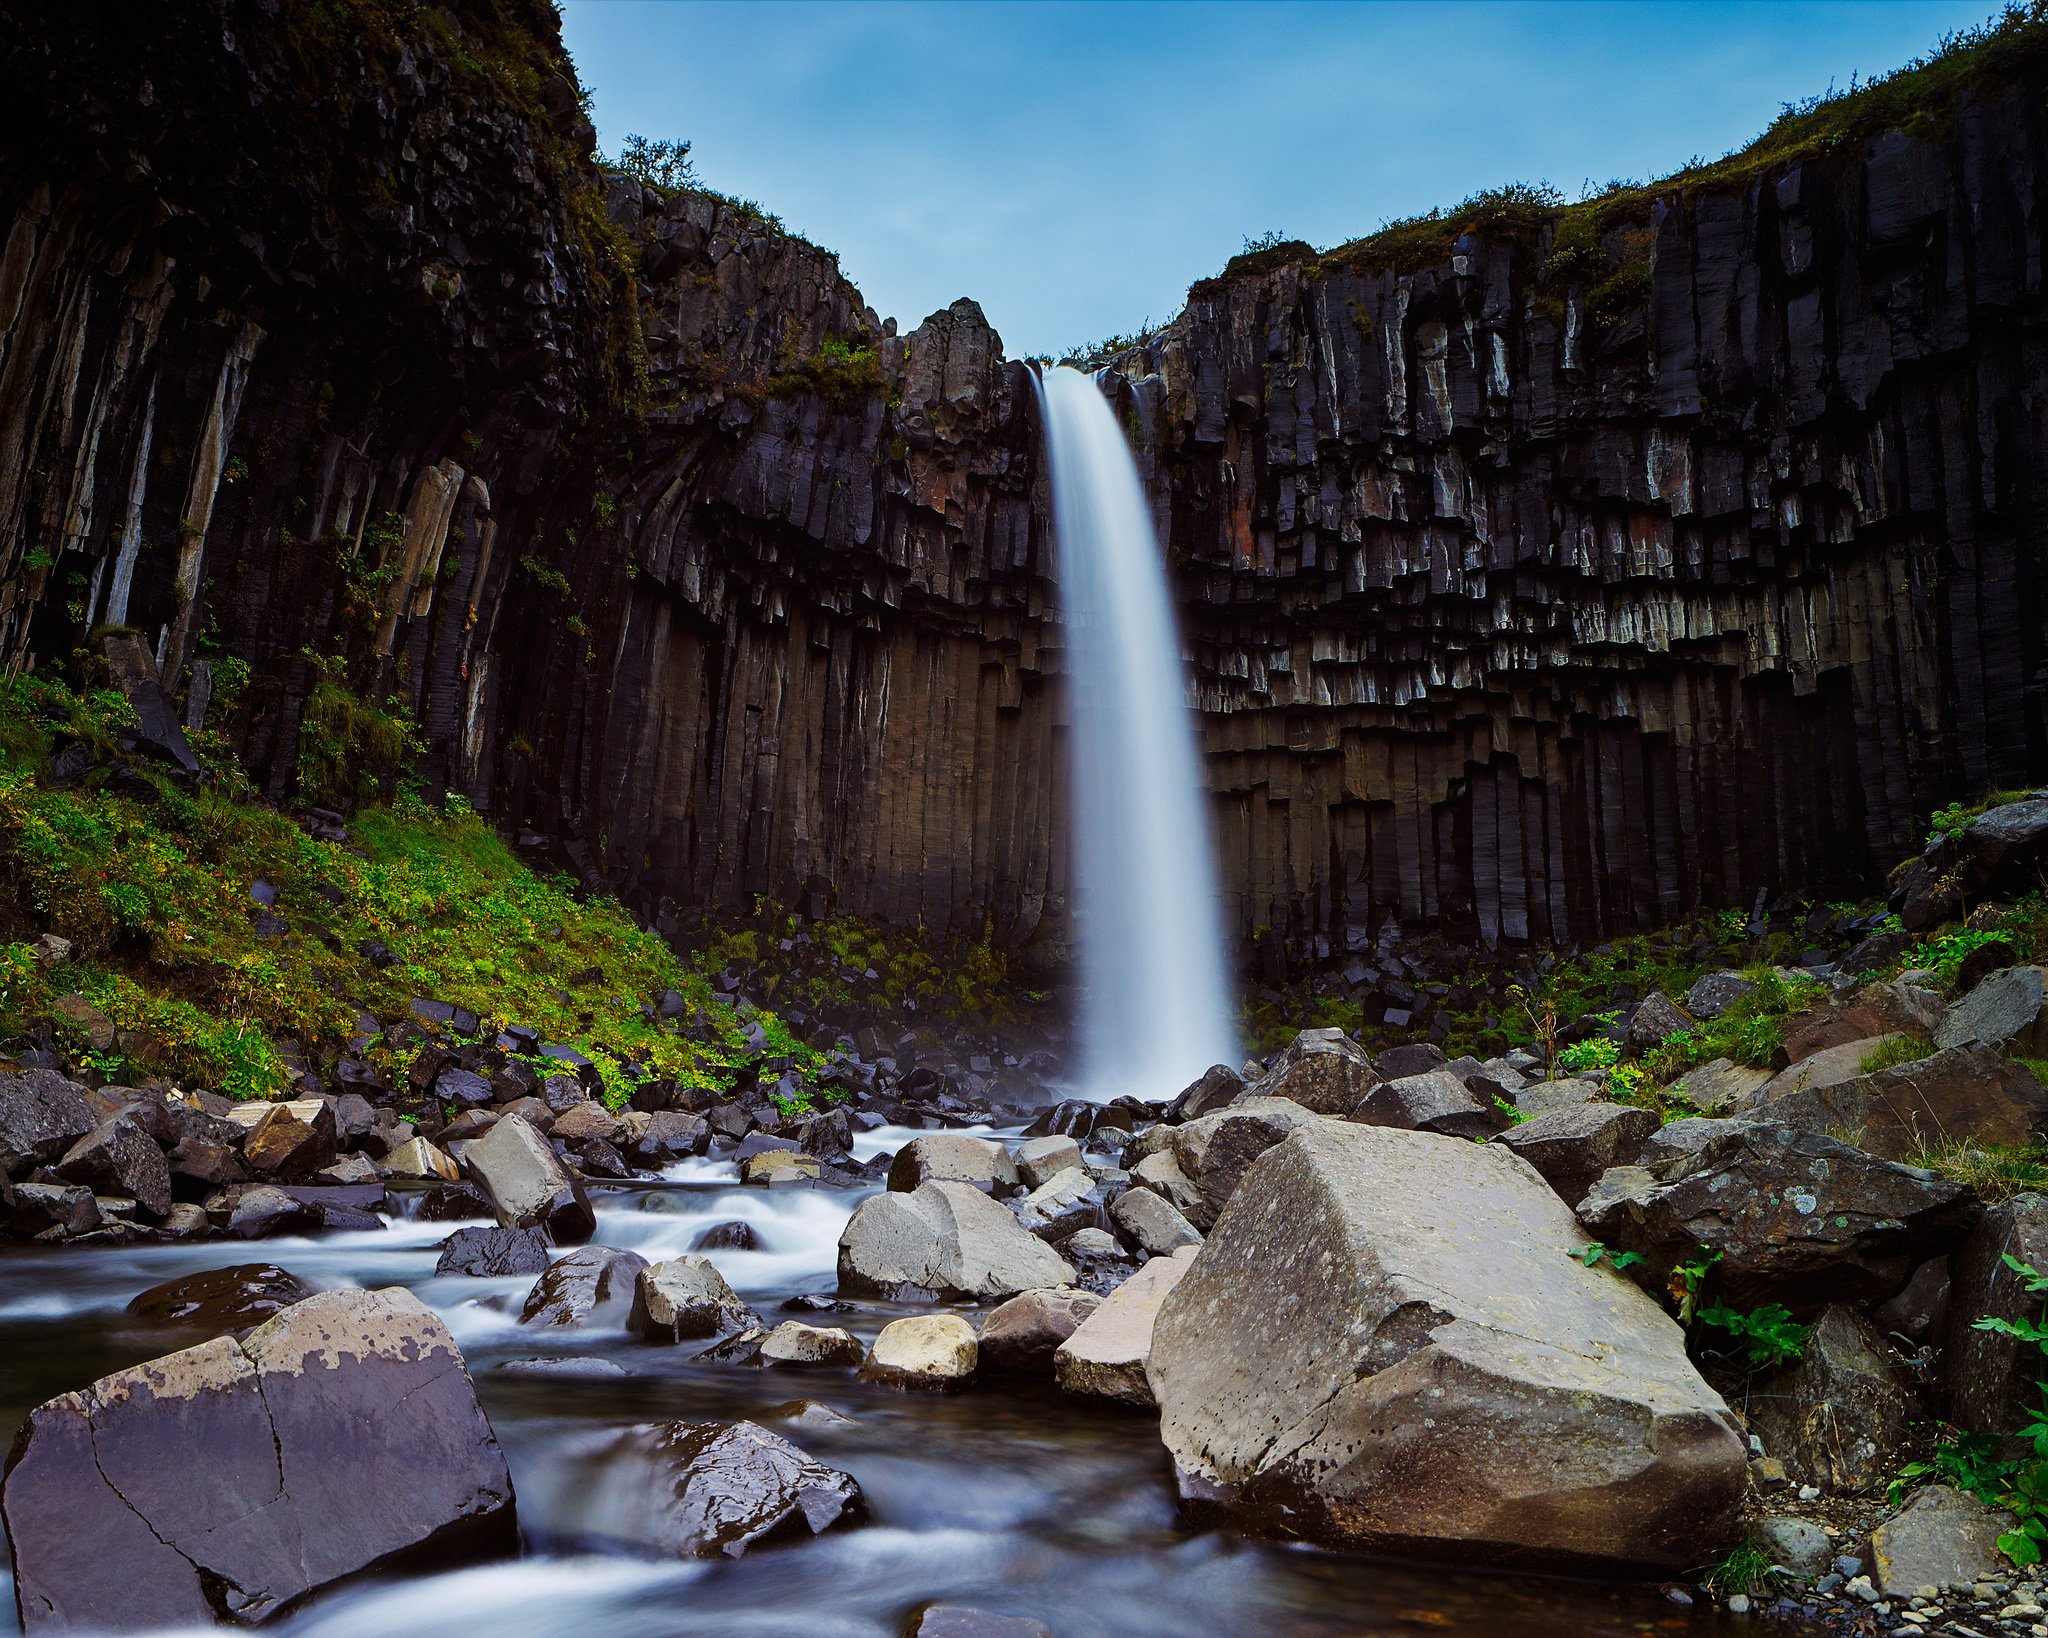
[692,1220,763,1252]
[125,1263,313,1334]
[435,1225,551,1278]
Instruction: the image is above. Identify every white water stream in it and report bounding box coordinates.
[1036,366,1240,1101]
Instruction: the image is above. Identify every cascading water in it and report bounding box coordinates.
[1036,365,1240,1101]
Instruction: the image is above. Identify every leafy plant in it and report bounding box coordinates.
[1572,1242,1645,1272]
[616,133,696,192]
[1906,1139,2048,1204]
[1696,1302,1812,1368]
[1559,1034,1620,1073]
[1668,1247,1722,1324]
[1701,1538,1776,1597]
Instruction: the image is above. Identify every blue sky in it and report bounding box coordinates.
[560,1,1996,358]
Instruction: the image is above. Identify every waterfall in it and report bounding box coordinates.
[1036,364,1241,1102]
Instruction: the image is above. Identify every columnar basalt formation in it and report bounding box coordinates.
[0,1,2044,968]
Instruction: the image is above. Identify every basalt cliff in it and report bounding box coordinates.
[2,0,2045,975]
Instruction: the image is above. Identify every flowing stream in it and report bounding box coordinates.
[1036,365,1241,1101]
[0,1172,1776,1637]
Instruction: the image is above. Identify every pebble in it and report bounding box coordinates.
[1845,1574,1878,1603]
[2005,1603,2047,1619]
[1725,1594,1750,1615]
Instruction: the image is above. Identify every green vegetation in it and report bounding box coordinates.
[1928,788,2036,845]
[616,133,696,193]
[766,336,882,405]
[1896,1254,2048,1564]
[1860,1034,1936,1074]
[1906,923,2025,984]
[1571,1242,1644,1272]
[1906,1138,2048,1203]
[1695,1302,1812,1369]
[1645,967,1825,1082]
[1557,1034,1619,1074]
[1701,1538,1777,1598]
[0,675,810,1107]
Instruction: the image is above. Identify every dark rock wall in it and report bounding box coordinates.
[1,1,2044,966]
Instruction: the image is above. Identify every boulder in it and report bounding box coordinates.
[385,1136,461,1181]
[628,1256,758,1344]
[1163,1064,1244,1122]
[1374,1043,1447,1080]
[1511,1076,1604,1118]
[1626,992,1691,1052]
[861,1313,978,1388]
[1148,1123,1747,1571]
[1870,1485,2014,1596]
[1008,1165,1098,1238]
[758,1321,864,1368]
[1056,1226,1136,1296]
[629,1110,709,1164]
[1754,1514,1834,1576]
[1168,1097,1321,1229]
[551,1101,622,1145]
[1109,1185,1202,1256]
[837,1180,1073,1301]
[1746,1306,1912,1494]
[124,1265,313,1335]
[1054,1244,1198,1407]
[1013,1135,1084,1190]
[464,1113,594,1244]
[2,1180,100,1237]
[978,1288,1101,1374]
[1686,971,1758,1020]
[1353,1069,1503,1140]
[1745,1044,2048,1160]
[0,1068,93,1174]
[0,1288,513,1631]
[628,1420,862,1557]
[519,1246,648,1329]
[743,1150,820,1187]
[1250,1028,1380,1117]
[1936,965,2048,1056]
[1129,1149,1203,1218]
[1499,1102,1659,1207]
[1578,1123,1981,1310]
[435,1225,550,1278]
[1636,1117,1752,1168]
[56,1117,171,1219]
[887,1133,1016,1194]
[1749,1036,1903,1106]
[1940,1194,2048,1436]
[241,1099,337,1182]
[690,1219,763,1252]
[49,992,117,1052]
[1874,1256,1951,1347]
[1665,1058,1769,1115]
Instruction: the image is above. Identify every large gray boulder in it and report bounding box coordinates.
[838,1180,1074,1300]
[1578,1123,1981,1310]
[1148,1124,1746,1571]
[1054,1244,1197,1406]
[628,1256,759,1344]
[1168,1098,1321,1229]
[1745,1044,2048,1161]
[463,1113,594,1244]
[55,1117,171,1219]
[887,1133,1016,1194]
[0,1069,93,1175]
[520,1246,648,1328]
[1871,1485,2015,1595]
[1936,965,2048,1056]
[1353,1069,1502,1140]
[1248,1029,1380,1117]
[1499,1101,1659,1207]
[1,1288,513,1632]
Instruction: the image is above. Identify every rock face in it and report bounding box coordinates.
[1,1288,515,1631]
[838,1180,1075,1300]
[629,1421,862,1558]
[1578,1123,1982,1310]
[1147,1123,1747,1570]
[7,3,2045,966]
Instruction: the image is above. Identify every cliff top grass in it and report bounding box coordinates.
[0,674,805,1105]
[1197,0,2048,294]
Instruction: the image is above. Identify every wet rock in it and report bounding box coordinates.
[1664,1058,1770,1115]
[1748,1043,2048,1160]
[417,1181,493,1221]
[1013,1135,1084,1189]
[628,1256,759,1343]
[979,1287,1102,1374]
[1354,1069,1504,1140]
[838,1180,1074,1301]
[0,1287,514,1631]
[1163,1064,1244,1122]
[465,1113,595,1244]
[1747,1306,1913,1494]
[905,1606,1052,1638]
[241,1099,338,1182]
[1500,1102,1659,1207]
[435,1225,551,1278]
[57,1118,171,1219]
[691,1219,763,1252]
[629,1420,862,1557]
[1626,992,1691,1052]
[1169,1097,1321,1229]
[125,1264,313,1334]
[1940,1194,2048,1436]
[886,1133,1016,1194]
[1870,1485,2013,1596]
[223,1183,315,1239]
[1936,964,2048,1056]
[1250,1028,1381,1117]
[767,1399,857,1430]
[1577,1122,1981,1310]
[1056,1226,1137,1296]
[743,1149,820,1186]
[1054,1244,1197,1407]
[494,1356,629,1380]
[1686,971,1758,1021]
[1109,1185,1202,1256]
[758,1321,864,1367]
[2,1180,101,1237]
[862,1313,978,1388]
[520,1245,648,1329]
[0,1068,94,1174]
[1150,1123,1747,1571]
